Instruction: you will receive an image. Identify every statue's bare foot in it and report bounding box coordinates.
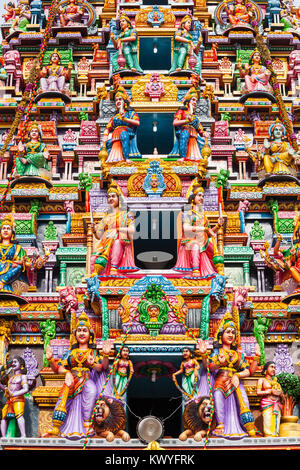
[213,424,224,436]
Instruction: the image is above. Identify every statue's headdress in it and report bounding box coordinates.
[179,14,193,28]
[50,48,62,63]
[214,311,237,345]
[114,85,131,104]
[71,311,96,347]
[249,48,260,64]
[119,12,132,27]
[268,118,287,138]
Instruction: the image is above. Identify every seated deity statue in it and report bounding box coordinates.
[237,49,272,95]
[0,215,31,295]
[100,86,141,163]
[224,0,253,26]
[14,121,51,182]
[173,185,224,277]
[246,119,300,178]
[59,0,85,27]
[91,183,139,276]
[37,49,72,96]
[168,87,210,162]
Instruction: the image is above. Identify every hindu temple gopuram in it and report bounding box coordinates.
[2,0,300,454]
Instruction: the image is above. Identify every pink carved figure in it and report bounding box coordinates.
[237,50,272,95]
[145,73,165,102]
[238,199,250,213]
[2,2,16,23]
[59,286,78,315]
[233,286,249,310]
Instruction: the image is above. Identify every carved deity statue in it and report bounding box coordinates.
[169,15,202,75]
[91,182,139,276]
[168,87,210,162]
[173,185,224,277]
[110,13,143,74]
[237,49,272,95]
[14,121,51,181]
[37,49,72,96]
[58,0,85,27]
[100,86,141,163]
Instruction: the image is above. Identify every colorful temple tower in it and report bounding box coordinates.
[1,0,300,451]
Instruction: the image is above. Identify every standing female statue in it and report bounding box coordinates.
[44,311,112,438]
[110,14,143,74]
[172,347,200,399]
[198,311,261,439]
[169,88,209,161]
[169,15,202,75]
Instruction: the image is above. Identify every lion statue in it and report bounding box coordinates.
[92,396,130,442]
[179,396,215,441]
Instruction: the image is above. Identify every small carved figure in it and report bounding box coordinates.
[112,346,134,400]
[169,88,209,161]
[110,13,143,74]
[224,0,253,26]
[257,361,283,437]
[14,121,51,181]
[37,49,72,96]
[173,185,224,277]
[59,0,84,27]
[169,15,202,75]
[2,2,17,23]
[0,215,31,295]
[172,348,200,399]
[237,49,272,95]
[101,86,141,163]
[0,356,30,437]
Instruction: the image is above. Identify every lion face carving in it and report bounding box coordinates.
[198,397,214,425]
[179,396,215,442]
[92,396,130,442]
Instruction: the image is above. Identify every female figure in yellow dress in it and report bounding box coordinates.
[261,119,300,176]
[257,361,283,437]
[91,183,139,276]
[44,312,112,438]
[198,311,261,439]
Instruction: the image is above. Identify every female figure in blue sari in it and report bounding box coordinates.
[101,87,141,163]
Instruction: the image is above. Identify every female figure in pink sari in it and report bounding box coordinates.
[237,49,272,94]
[173,185,224,277]
[91,183,139,276]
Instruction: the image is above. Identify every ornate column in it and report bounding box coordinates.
[0,319,13,366]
